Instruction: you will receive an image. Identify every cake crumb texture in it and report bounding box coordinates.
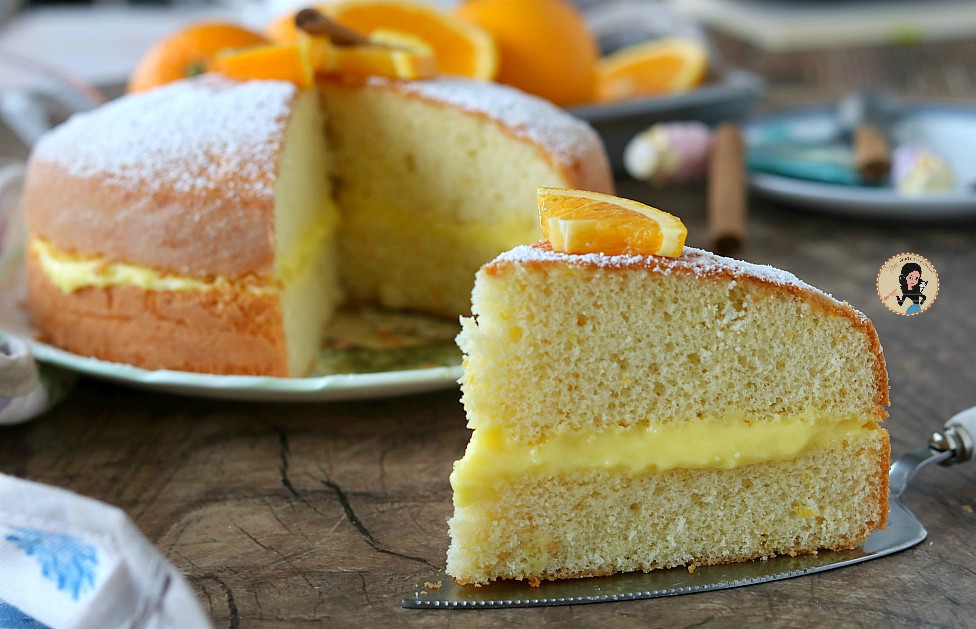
[449,241,890,585]
[447,428,889,584]
[459,243,888,443]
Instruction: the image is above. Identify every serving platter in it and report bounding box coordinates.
[0,163,462,403]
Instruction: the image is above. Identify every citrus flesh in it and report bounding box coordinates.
[538,188,686,257]
[320,0,497,80]
[595,37,708,103]
[212,44,314,88]
[302,29,437,81]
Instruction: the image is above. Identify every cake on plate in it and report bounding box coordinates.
[22,75,611,376]
[447,205,889,585]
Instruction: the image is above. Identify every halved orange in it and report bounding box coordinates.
[595,37,708,103]
[538,187,686,257]
[456,0,598,106]
[128,22,269,93]
[212,44,314,88]
[322,0,497,80]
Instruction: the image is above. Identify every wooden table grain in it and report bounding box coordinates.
[4,37,976,629]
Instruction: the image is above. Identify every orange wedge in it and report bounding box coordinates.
[538,188,686,257]
[595,38,708,103]
[302,29,437,81]
[322,0,497,80]
[128,23,269,93]
[212,44,314,88]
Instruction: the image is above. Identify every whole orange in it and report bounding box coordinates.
[456,0,598,106]
[128,23,268,93]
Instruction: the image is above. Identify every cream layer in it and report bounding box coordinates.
[451,416,880,507]
[30,215,335,295]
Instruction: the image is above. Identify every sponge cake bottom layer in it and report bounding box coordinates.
[446,425,889,585]
[27,250,292,376]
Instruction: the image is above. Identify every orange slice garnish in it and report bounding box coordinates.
[538,187,687,257]
[302,29,437,81]
[212,44,314,88]
[595,38,708,103]
[268,0,496,80]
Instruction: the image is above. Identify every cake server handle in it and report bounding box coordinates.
[931,405,976,465]
[889,405,976,497]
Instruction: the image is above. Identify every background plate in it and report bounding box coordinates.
[571,66,765,173]
[746,105,976,220]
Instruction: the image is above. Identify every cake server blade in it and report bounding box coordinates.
[403,407,976,609]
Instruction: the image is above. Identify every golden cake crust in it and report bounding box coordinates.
[24,160,279,279]
[23,76,297,279]
[27,252,290,376]
[484,241,890,414]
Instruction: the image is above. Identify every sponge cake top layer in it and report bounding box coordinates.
[25,76,297,279]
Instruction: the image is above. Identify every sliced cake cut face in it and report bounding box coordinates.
[458,243,889,443]
[448,241,891,585]
[450,430,889,583]
[323,77,613,317]
[23,77,341,376]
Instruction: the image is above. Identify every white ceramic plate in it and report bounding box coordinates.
[746,106,976,220]
[0,163,462,403]
[19,339,462,402]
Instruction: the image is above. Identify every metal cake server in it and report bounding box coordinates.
[403,406,976,609]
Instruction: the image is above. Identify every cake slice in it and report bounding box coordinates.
[447,237,890,585]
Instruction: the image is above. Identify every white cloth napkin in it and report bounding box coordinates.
[0,336,74,426]
[0,474,210,629]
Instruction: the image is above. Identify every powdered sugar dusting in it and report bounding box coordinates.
[33,75,296,201]
[368,77,601,168]
[495,243,851,307]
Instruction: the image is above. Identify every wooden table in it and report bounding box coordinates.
[4,38,976,629]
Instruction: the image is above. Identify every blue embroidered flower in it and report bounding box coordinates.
[5,528,98,601]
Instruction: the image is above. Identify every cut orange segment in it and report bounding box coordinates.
[128,22,268,93]
[302,30,438,81]
[212,44,313,88]
[322,0,497,80]
[538,188,687,257]
[595,38,708,103]
[456,0,598,106]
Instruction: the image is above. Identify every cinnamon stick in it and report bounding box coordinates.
[854,125,891,184]
[295,8,371,46]
[708,123,747,257]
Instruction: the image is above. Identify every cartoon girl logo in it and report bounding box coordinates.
[878,254,938,316]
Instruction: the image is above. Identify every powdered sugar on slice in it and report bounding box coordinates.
[33,75,296,201]
[494,243,849,307]
[368,77,602,168]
